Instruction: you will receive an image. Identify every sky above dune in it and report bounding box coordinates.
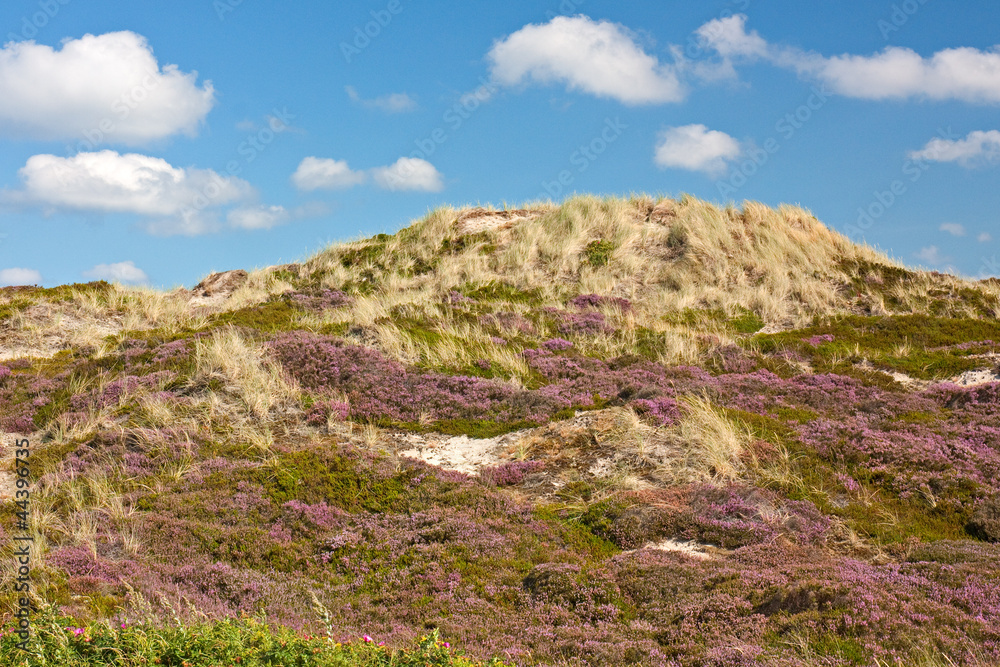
[0,0,998,288]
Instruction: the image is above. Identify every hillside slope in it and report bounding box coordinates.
[2,195,1000,666]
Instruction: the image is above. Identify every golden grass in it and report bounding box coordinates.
[189,327,300,421]
[672,395,756,483]
[6,194,996,372]
[290,196,987,382]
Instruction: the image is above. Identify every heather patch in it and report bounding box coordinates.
[478,460,545,487]
[268,331,580,428]
[569,294,632,312]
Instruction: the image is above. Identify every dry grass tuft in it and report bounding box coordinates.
[189,327,300,421]
[673,395,756,483]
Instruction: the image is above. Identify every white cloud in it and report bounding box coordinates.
[141,210,222,236]
[227,205,290,230]
[291,157,367,191]
[695,15,768,59]
[5,150,255,236]
[370,157,444,192]
[979,232,993,243]
[82,260,148,283]
[12,150,250,215]
[940,223,967,236]
[697,15,1000,104]
[488,15,685,105]
[915,245,948,265]
[345,86,417,113]
[291,156,445,193]
[0,31,215,144]
[654,124,742,176]
[908,130,1000,167]
[804,48,1000,103]
[0,268,42,286]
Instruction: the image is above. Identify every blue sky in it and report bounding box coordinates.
[1,0,998,288]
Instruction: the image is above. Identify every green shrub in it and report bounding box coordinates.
[0,607,506,666]
[584,240,614,267]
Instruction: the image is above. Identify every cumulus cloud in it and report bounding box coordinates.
[345,86,417,113]
[3,150,258,236]
[488,15,685,105]
[695,14,768,59]
[654,124,742,176]
[939,223,966,237]
[291,157,367,191]
[11,150,250,214]
[82,260,148,283]
[292,156,445,193]
[908,130,1000,167]
[697,15,1000,104]
[0,268,42,286]
[915,245,948,265]
[227,205,290,230]
[371,157,444,192]
[0,31,215,144]
[979,232,993,243]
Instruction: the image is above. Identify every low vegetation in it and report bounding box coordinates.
[2,195,1000,665]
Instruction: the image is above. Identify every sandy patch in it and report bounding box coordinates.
[185,269,249,308]
[948,368,1000,387]
[1,307,122,361]
[394,430,529,475]
[756,323,787,335]
[887,370,928,388]
[627,538,715,560]
[454,208,545,235]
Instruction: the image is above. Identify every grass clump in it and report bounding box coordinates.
[189,327,299,420]
[208,298,302,333]
[754,314,1000,379]
[458,281,543,305]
